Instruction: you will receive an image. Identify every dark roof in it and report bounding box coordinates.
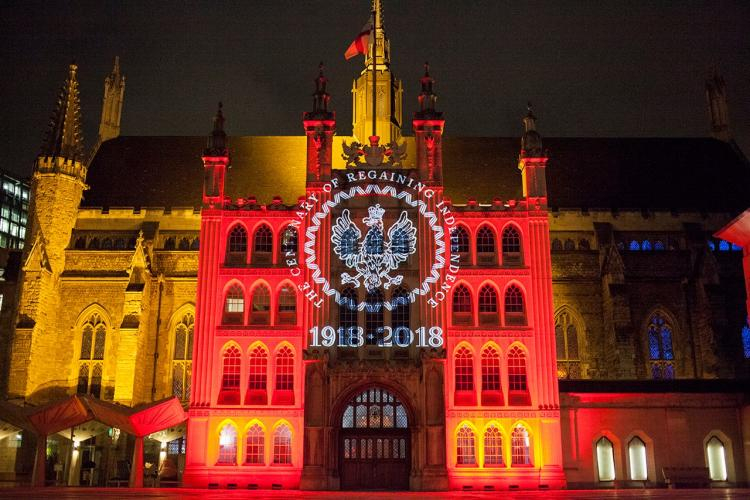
[85,135,750,213]
[559,379,750,394]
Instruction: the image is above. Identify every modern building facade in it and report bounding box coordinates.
[0,171,30,250]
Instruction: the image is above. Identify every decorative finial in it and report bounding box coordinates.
[521,102,542,156]
[311,63,331,114]
[424,61,430,77]
[206,101,227,154]
[416,62,439,116]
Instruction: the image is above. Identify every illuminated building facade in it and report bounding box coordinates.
[2,3,749,491]
[0,171,30,250]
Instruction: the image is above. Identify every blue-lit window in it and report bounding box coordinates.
[719,240,730,251]
[629,240,640,251]
[654,240,665,251]
[647,312,675,379]
[641,240,652,251]
[708,241,716,251]
[742,319,750,359]
[732,243,742,252]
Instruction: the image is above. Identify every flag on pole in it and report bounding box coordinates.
[345,20,372,60]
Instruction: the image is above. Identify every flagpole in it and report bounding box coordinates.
[371,8,377,140]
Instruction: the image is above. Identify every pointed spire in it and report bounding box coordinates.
[521,102,543,157]
[305,63,334,121]
[205,102,228,155]
[366,0,390,68]
[705,67,731,141]
[40,63,84,162]
[415,62,442,120]
[97,56,126,144]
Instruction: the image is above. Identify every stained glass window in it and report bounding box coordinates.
[78,313,107,398]
[172,313,194,400]
[647,312,675,379]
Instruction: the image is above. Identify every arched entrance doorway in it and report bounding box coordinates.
[339,387,410,490]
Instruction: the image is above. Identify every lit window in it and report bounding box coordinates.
[171,312,194,401]
[339,287,358,343]
[629,240,640,251]
[245,424,264,465]
[484,425,504,466]
[718,240,730,251]
[278,285,297,324]
[220,346,241,403]
[251,284,271,325]
[641,240,652,251]
[628,437,647,481]
[365,289,384,345]
[280,226,297,254]
[647,312,674,379]
[504,285,526,326]
[223,285,244,324]
[274,346,294,404]
[246,345,268,405]
[77,313,106,398]
[217,424,237,464]
[391,286,410,345]
[481,346,502,406]
[708,240,716,251]
[508,346,529,405]
[555,309,581,379]
[742,318,750,359]
[511,426,531,466]
[654,240,665,251]
[596,437,615,481]
[706,436,727,481]
[456,425,476,466]
[454,347,474,392]
[272,425,292,465]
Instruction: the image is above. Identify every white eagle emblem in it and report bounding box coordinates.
[332,204,417,291]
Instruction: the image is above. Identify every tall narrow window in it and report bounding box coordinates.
[77,313,107,399]
[481,346,503,406]
[508,346,530,405]
[628,437,647,481]
[218,346,241,405]
[272,425,292,465]
[280,226,298,255]
[476,226,496,265]
[252,224,273,264]
[226,225,247,266]
[647,312,674,379]
[741,317,750,359]
[365,289,384,345]
[250,284,271,325]
[451,226,470,264]
[484,425,504,466]
[504,285,526,326]
[555,309,581,379]
[706,436,727,481]
[339,287,358,345]
[217,424,237,464]
[245,424,265,465]
[277,285,297,325]
[478,285,499,325]
[273,346,294,405]
[456,425,476,466]
[454,346,475,405]
[172,312,194,401]
[596,437,615,481]
[511,426,531,466]
[223,284,244,325]
[501,225,522,266]
[391,286,410,346]
[245,345,268,405]
[452,285,473,326]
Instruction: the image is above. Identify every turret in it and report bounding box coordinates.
[303,63,336,183]
[413,63,444,183]
[202,103,229,207]
[97,56,125,143]
[706,69,730,142]
[518,103,548,207]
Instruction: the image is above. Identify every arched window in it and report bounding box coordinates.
[502,226,522,265]
[172,312,194,401]
[508,346,530,405]
[478,285,499,326]
[629,240,640,251]
[628,436,647,481]
[280,226,298,255]
[191,237,200,250]
[250,284,271,325]
[226,225,247,265]
[217,424,237,464]
[339,287,358,345]
[223,284,244,325]
[218,346,241,405]
[391,286,410,346]
[88,237,100,250]
[101,238,113,250]
[481,346,503,406]
[454,346,475,405]
[551,238,563,252]
[579,239,591,250]
[654,240,665,251]
[272,424,292,465]
[365,289,384,345]
[647,312,675,379]
[741,317,750,359]
[74,236,86,249]
[245,345,268,405]
[555,309,581,379]
[476,226,496,265]
[706,436,727,481]
[277,285,296,325]
[77,313,107,398]
[719,240,730,251]
[177,237,190,250]
[273,346,294,405]
[596,437,615,481]
[564,239,576,251]
[511,426,531,466]
[245,424,265,465]
[484,425,504,466]
[504,285,526,326]
[641,240,652,251]
[253,224,273,264]
[456,425,476,466]
[452,285,473,326]
[164,236,176,250]
[450,226,470,264]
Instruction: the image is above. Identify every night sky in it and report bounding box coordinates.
[1,1,748,179]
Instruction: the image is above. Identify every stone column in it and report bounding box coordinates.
[129,435,144,487]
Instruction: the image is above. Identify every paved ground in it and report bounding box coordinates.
[0,488,749,499]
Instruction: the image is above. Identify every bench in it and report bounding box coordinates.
[662,467,711,488]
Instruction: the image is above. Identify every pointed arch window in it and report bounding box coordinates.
[511,426,531,466]
[218,346,241,405]
[501,225,522,266]
[647,312,674,379]
[454,346,475,406]
[272,424,292,465]
[484,425,504,466]
[245,345,268,405]
[391,286,410,346]
[226,225,247,266]
[277,285,296,325]
[339,287,358,345]
[596,437,615,481]
[217,424,237,465]
[250,284,271,325]
[504,285,526,326]
[452,285,473,326]
[478,285,499,326]
[253,224,273,264]
[481,346,503,406]
[476,226,496,265]
[273,346,295,405]
[706,436,727,481]
[450,226,470,264]
[245,424,265,465]
[223,284,244,325]
[280,226,298,255]
[508,346,530,406]
[628,436,648,481]
[456,425,476,466]
[365,289,384,345]
[555,309,581,379]
[77,313,107,399]
[171,312,194,401]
